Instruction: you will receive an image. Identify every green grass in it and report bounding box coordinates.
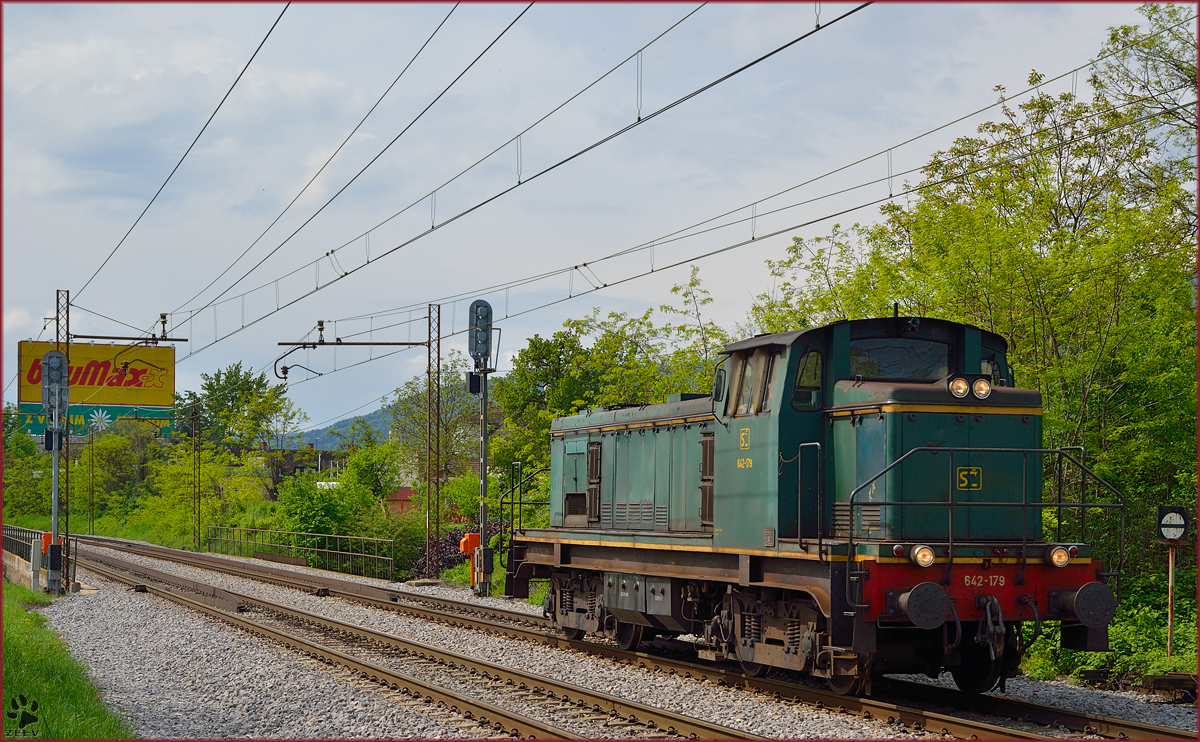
[7,511,195,551]
[2,581,134,739]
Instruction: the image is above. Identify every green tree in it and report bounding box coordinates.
[172,362,281,447]
[384,350,481,483]
[489,329,599,477]
[3,403,38,461]
[277,474,369,535]
[749,69,1195,599]
[340,441,402,500]
[1092,4,1197,153]
[223,385,309,499]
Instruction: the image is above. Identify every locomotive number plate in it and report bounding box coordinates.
[963,574,1005,587]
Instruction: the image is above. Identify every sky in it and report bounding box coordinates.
[3,2,1154,431]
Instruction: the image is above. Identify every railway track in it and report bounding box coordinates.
[75,535,1195,740]
[76,556,574,739]
[76,549,761,740]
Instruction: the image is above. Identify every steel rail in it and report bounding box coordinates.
[76,536,1192,741]
[876,678,1197,741]
[76,547,245,612]
[75,539,1050,740]
[74,535,550,628]
[77,550,759,740]
[227,588,763,740]
[75,557,581,740]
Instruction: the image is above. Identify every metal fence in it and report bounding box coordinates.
[206,526,395,581]
[3,524,40,562]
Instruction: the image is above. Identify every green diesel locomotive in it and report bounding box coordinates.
[504,315,1123,694]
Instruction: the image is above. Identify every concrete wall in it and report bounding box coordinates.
[2,543,46,590]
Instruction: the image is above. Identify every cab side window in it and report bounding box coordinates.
[791,350,822,410]
[734,353,756,416]
[759,352,779,413]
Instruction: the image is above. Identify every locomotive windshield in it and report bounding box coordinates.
[849,338,951,380]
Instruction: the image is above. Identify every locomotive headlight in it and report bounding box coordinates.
[949,378,970,398]
[910,544,936,568]
[972,379,992,399]
[1045,545,1071,568]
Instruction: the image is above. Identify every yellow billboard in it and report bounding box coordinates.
[18,341,175,408]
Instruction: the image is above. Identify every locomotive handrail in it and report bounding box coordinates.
[843,446,1126,612]
[498,464,549,571]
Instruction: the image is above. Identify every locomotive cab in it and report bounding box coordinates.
[504,316,1123,695]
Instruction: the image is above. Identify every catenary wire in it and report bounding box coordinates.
[282,98,1195,397]
[178,7,1193,329]
[328,82,1190,339]
[73,3,291,303]
[71,304,158,335]
[168,3,871,358]
[171,4,461,315]
[330,15,1197,325]
[184,3,533,319]
[175,3,707,318]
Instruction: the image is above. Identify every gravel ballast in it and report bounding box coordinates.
[55,542,1198,738]
[41,569,470,739]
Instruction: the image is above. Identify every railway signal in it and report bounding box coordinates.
[468,300,494,595]
[40,350,69,593]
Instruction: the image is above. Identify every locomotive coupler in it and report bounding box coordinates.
[974,595,1006,662]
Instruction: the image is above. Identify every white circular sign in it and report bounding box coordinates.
[1160,512,1185,540]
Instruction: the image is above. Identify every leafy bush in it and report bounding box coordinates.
[277,474,370,535]
[1020,604,1198,685]
[406,525,470,581]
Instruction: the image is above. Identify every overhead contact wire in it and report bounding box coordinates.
[174,3,705,318]
[172,3,868,359]
[287,99,1193,381]
[171,3,460,315]
[74,3,291,302]
[189,3,533,317]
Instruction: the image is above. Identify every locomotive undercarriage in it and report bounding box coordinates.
[542,570,890,694]
[542,568,1029,695]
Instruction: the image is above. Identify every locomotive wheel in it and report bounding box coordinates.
[826,673,864,696]
[560,627,586,641]
[614,621,644,651]
[950,639,1002,694]
[738,659,769,678]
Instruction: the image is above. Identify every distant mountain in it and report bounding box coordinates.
[299,407,389,450]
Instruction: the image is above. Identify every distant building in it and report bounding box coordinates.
[385,487,418,515]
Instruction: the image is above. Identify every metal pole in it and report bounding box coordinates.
[434,304,441,577]
[193,403,200,550]
[478,369,489,595]
[89,430,94,535]
[50,404,61,592]
[1167,544,1175,657]
[60,289,71,591]
[425,307,433,578]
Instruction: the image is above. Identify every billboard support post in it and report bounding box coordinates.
[57,289,70,593]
